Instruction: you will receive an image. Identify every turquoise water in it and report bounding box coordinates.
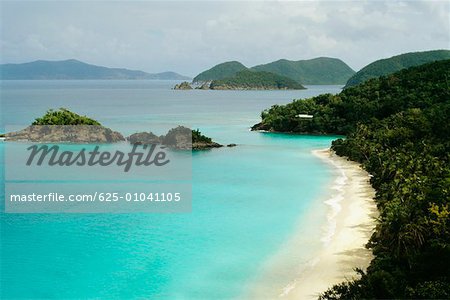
[0,81,340,299]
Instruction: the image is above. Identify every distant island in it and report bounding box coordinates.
[175,69,305,90]
[128,126,227,150]
[251,57,355,85]
[344,49,450,88]
[209,70,305,90]
[0,59,191,80]
[192,57,355,85]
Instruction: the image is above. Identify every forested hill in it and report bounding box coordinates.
[251,57,355,85]
[344,49,450,88]
[209,70,305,90]
[0,59,190,80]
[254,60,450,299]
[193,57,355,85]
[253,59,450,134]
[192,61,247,83]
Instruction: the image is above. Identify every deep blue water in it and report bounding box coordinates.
[0,81,341,299]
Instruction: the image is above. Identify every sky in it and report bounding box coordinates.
[0,0,449,76]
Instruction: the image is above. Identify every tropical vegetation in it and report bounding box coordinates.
[254,60,450,298]
[210,69,305,90]
[192,129,213,143]
[32,108,101,125]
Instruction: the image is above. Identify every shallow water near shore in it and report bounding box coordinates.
[0,80,341,299]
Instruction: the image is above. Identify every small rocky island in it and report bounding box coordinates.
[5,108,125,143]
[128,126,225,150]
[174,70,305,90]
[173,81,193,90]
[5,108,233,150]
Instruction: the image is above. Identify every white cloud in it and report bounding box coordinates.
[0,0,448,76]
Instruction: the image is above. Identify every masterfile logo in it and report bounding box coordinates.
[26,144,170,172]
[4,125,192,213]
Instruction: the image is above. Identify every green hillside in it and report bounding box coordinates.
[192,61,247,83]
[251,57,355,85]
[253,60,450,298]
[345,49,450,88]
[209,69,305,90]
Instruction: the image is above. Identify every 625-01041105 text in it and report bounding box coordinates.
[9,192,183,202]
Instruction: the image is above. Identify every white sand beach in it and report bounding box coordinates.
[243,149,377,300]
[286,149,378,299]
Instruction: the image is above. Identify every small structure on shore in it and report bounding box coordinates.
[296,114,314,119]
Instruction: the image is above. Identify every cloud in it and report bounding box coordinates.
[0,0,448,76]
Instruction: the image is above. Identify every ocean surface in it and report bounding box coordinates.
[0,80,341,299]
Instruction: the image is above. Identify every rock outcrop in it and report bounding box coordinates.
[127,132,160,145]
[192,141,223,150]
[160,126,224,150]
[5,125,125,143]
[250,122,271,131]
[161,126,193,149]
[195,82,211,90]
[173,81,193,90]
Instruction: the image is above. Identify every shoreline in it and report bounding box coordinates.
[289,148,378,299]
[243,148,377,299]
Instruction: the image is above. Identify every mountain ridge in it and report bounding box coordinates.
[0,59,191,80]
[192,57,355,85]
[344,49,450,88]
[251,57,355,85]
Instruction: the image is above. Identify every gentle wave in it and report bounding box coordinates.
[321,160,347,246]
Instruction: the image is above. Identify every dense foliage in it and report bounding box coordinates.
[32,108,101,125]
[251,57,355,85]
[192,129,212,143]
[193,57,355,85]
[210,69,305,90]
[255,60,450,299]
[192,61,248,83]
[345,49,450,88]
[254,60,449,135]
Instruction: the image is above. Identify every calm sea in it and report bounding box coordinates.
[0,81,341,299]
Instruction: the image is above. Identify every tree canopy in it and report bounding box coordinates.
[32,108,101,125]
[210,69,305,90]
